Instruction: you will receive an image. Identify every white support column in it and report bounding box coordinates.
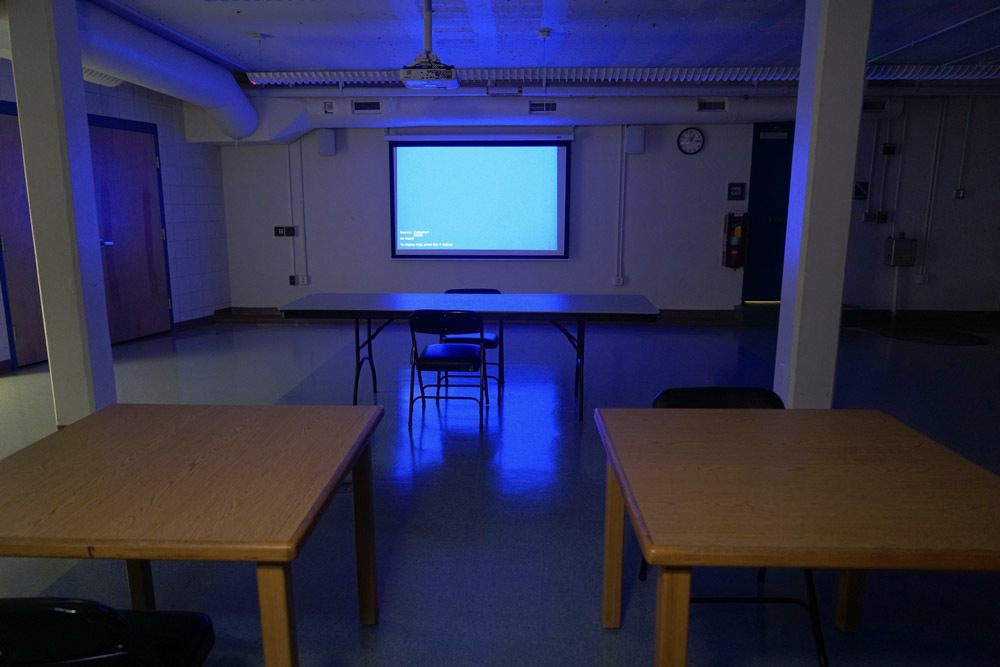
[6,0,115,424]
[774,0,873,408]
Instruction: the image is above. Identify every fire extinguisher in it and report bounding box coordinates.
[723,212,747,268]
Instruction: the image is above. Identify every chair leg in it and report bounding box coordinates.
[479,363,485,430]
[484,367,490,405]
[417,369,427,406]
[803,568,829,667]
[498,323,505,389]
[408,361,415,428]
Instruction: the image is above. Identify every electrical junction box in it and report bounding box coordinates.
[884,235,917,267]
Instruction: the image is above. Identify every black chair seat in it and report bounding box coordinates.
[444,289,504,390]
[409,310,489,430]
[418,343,482,371]
[441,331,499,348]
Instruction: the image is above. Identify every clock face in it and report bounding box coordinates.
[677,127,704,155]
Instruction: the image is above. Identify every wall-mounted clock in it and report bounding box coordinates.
[677,127,704,155]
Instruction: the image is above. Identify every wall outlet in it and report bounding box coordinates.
[954,188,966,199]
[288,275,296,286]
[274,226,296,237]
[612,275,624,286]
[916,273,930,284]
[296,274,310,286]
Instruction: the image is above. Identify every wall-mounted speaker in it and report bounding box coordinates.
[625,126,645,154]
[316,129,337,156]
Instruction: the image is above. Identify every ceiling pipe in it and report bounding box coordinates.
[867,6,1000,63]
[0,1,256,139]
[422,0,433,56]
[75,1,255,138]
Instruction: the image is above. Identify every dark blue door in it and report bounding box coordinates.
[742,122,794,303]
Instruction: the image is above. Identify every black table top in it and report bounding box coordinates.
[280,292,660,322]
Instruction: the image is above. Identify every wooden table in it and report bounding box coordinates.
[281,292,660,419]
[595,408,1000,666]
[0,403,384,667]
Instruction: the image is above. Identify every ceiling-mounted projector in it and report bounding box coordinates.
[399,0,458,90]
[400,52,459,89]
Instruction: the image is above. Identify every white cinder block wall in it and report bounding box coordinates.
[222,124,754,310]
[0,58,230,364]
[221,96,1000,315]
[844,96,1000,312]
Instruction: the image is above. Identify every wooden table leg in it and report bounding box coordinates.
[602,461,625,628]
[836,569,865,633]
[655,566,692,667]
[126,559,155,610]
[352,442,378,625]
[257,562,298,667]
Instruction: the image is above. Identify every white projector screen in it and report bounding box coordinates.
[390,141,571,258]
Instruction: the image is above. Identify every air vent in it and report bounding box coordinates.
[863,98,888,112]
[697,98,728,112]
[529,101,557,113]
[351,100,382,114]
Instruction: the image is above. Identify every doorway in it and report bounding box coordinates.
[0,109,171,368]
[742,121,795,304]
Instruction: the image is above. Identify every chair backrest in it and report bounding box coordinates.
[652,386,785,409]
[410,310,483,337]
[444,288,501,294]
[0,598,156,665]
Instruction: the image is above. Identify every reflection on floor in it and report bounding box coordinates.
[2,320,998,666]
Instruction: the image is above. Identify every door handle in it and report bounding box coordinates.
[99,239,114,247]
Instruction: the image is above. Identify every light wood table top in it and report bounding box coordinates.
[0,403,384,667]
[0,403,383,562]
[596,408,1000,666]
[597,408,1000,570]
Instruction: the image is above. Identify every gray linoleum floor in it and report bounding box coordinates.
[2,319,999,666]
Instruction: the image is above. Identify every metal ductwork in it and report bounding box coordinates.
[0,0,256,139]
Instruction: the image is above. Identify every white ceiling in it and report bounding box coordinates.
[90,0,1000,76]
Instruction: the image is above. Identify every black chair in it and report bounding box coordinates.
[409,310,487,430]
[640,386,828,667]
[441,288,504,391]
[0,597,214,666]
